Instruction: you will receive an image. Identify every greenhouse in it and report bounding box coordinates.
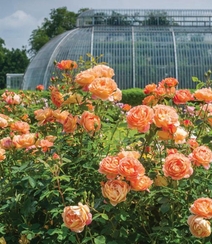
[22,9,212,90]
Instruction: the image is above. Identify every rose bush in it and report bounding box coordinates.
[0,59,212,243]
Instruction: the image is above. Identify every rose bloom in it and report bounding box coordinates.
[88,77,117,100]
[173,127,188,144]
[189,145,212,169]
[0,137,14,149]
[142,95,158,106]
[153,104,180,132]
[10,121,30,134]
[109,88,122,102]
[0,148,6,161]
[189,198,212,219]
[194,88,212,103]
[166,148,178,155]
[79,111,101,133]
[62,93,83,106]
[161,77,178,87]
[0,117,8,128]
[56,60,78,70]
[92,64,115,78]
[75,68,96,87]
[2,91,22,105]
[53,110,69,124]
[62,202,92,233]
[130,175,153,191]
[36,84,44,91]
[187,215,211,238]
[118,157,145,180]
[50,87,64,108]
[117,150,140,160]
[35,139,53,152]
[126,105,154,133]
[101,179,130,206]
[163,153,193,180]
[12,133,36,149]
[157,130,173,140]
[98,156,120,179]
[122,104,132,112]
[173,89,194,104]
[62,114,78,133]
[187,138,199,150]
[143,83,157,95]
[201,103,212,126]
[183,119,193,127]
[34,108,54,125]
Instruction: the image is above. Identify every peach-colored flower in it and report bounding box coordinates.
[52,110,69,124]
[117,150,140,160]
[79,111,101,133]
[56,60,78,70]
[157,130,173,140]
[101,179,130,206]
[2,91,22,105]
[0,137,14,150]
[62,93,83,106]
[35,139,53,152]
[130,175,153,191]
[187,138,199,150]
[142,95,158,106]
[98,156,120,179]
[201,103,212,126]
[62,202,92,233]
[166,148,178,155]
[92,64,115,78]
[50,87,64,108]
[161,77,178,87]
[109,88,122,102]
[163,153,193,180]
[118,157,145,180]
[12,133,36,149]
[88,78,117,100]
[189,145,212,169]
[126,105,154,133]
[153,104,180,132]
[0,117,8,128]
[173,89,194,104]
[10,121,30,134]
[183,119,193,127]
[45,135,57,142]
[36,84,44,91]
[75,68,96,87]
[34,108,54,125]
[194,88,212,103]
[62,114,78,133]
[0,148,6,161]
[122,104,132,112]
[187,215,211,238]
[189,198,212,219]
[173,127,188,144]
[144,83,157,95]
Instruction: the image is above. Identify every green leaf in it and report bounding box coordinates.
[28,176,36,188]
[101,213,109,220]
[94,235,106,244]
[160,202,170,214]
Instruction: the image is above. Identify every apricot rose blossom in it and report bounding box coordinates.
[189,198,212,219]
[79,111,101,133]
[98,156,120,179]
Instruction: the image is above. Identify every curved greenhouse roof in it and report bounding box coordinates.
[23,9,212,90]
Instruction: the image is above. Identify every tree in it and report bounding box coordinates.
[142,11,178,26]
[0,39,29,88]
[28,7,78,57]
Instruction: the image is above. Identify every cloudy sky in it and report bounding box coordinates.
[0,0,212,50]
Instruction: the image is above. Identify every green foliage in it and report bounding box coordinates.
[121,88,146,106]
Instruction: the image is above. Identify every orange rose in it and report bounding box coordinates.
[117,150,140,160]
[173,127,188,144]
[142,95,158,106]
[0,148,6,161]
[189,198,212,219]
[163,153,193,180]
[109,88,122,102]
[0,137,14,149]
[2,91,21,105]
[157,130,173,140]
[50,87,64,108]
[126,105,154,133]
[34,108,54,125]
[122,104,132,112]
[12,133,36,149]
[161,77,178,87]
[62,202,92,233]
[92,64,115,78]
[79,111,101,133]
[187,138,199,150]
[10,121,30,134]
[144,83,157,95]
[153,104,179,132]
[56,60,78,70]
[62,114,78,133]
[130,175,153,191]
[101,180,130,206]
[36,84,44,91]
[62,93,83,106]
[187,215,211,238]
[189,145,212,169]
[53,110,69,124]
[98,156,120,179]
[118,157,145,180]
[35,139,53,152]
[0,117,8,128]
[75,68,96,87]
[173,89,194,104]
[88,78,117,100]
[194,88,212,103]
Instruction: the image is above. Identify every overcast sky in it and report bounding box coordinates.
[0,0,212,50]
